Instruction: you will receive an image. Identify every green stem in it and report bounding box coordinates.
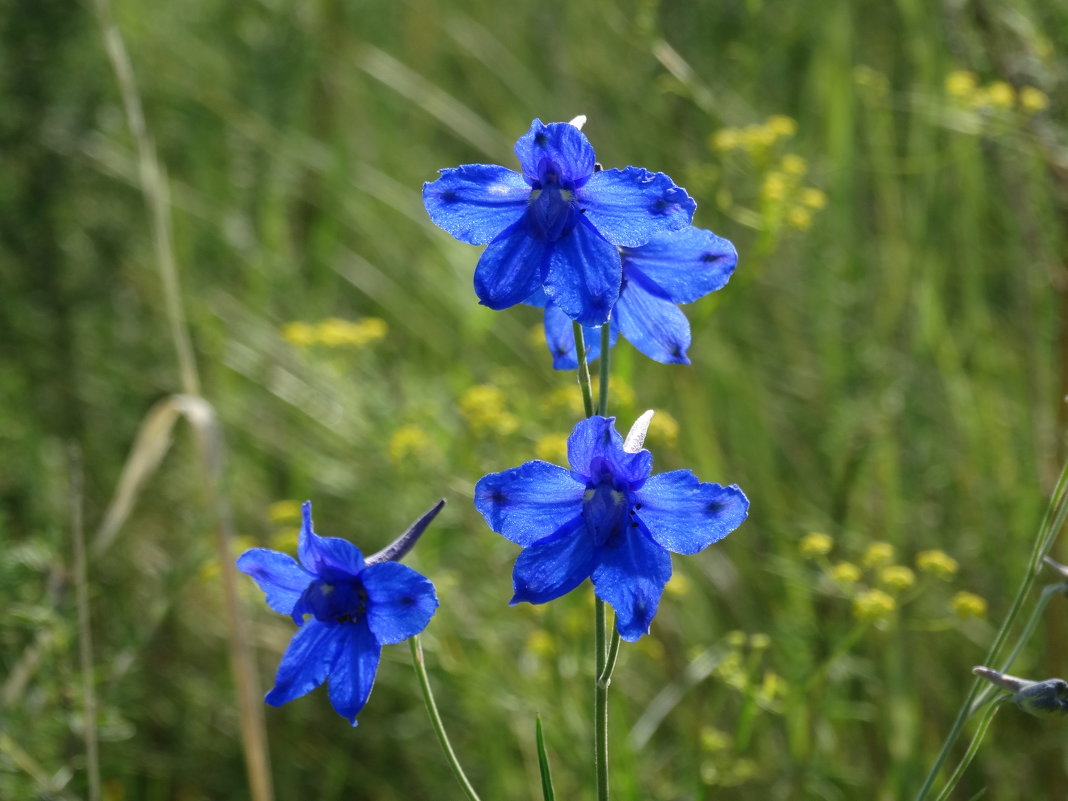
[915,456,1068,799]
[933,696,1008,801]
[573,322,595,419]
[595,598,609,801]
[409,637,482,801]
[597,324,611,417]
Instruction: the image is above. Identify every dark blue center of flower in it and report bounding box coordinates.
[583,464,630,546]
[525,157,577,241]
[298,577,369,624]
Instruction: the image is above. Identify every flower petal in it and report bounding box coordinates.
[514,119,596,185]
[423,165,531,244]
[297,502,365,580]
[578,167,696,248]
[475,460,584,547]
[543,218,621,326]
[621,227,737,304]
[541,304,615,370]
[326,622,381,726]
[567,416,652,488]
[236,548,313,615]
[264,619,345,707]
[633,471,749,555]
[614,278,692,364]
[592,526,672,642]
[362,562,439,645]
[474,221,551,311]
[511,518,596,604]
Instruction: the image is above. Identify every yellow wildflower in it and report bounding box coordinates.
[951,591,987,619]
[862,541,895,568]
[665,570,691,597]
[389,424,434,466]
[534,433,569,465]
[647,409,679,450]
[945,70,978,99]
[1019,86,1050,113]
[749,632,771,650]
[984,81,1015,109]
[853,588,896,620]
[267,500,302,524]
[766,115,797,139]
[786,206,812,230]
[831,561,861,584]
[799,532,833,559]
[800,187,827,210]
[526,629,556,658]
[710,128,741,151]
[280,321,317,346]
[916,549,959,578]
[459,384,518,437]
[762,172,790,202]
[780,154,807,176]
[879,565,916,591]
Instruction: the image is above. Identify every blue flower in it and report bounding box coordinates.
[474,416,748,641]
[532,226,737,368]
[423,119,696,326]
[237,501,439,725]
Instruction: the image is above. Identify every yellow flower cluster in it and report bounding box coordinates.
[861,541,895,568]
[945,70,1049,114]
[711,115,797,153]
[799,531,833,559]
[853,588,896,621]
[878,565,916,592]
[281,317,388,348]
[459,384,519,437]
[267,499,302,524]
[916,549,959,578]
[710,114,827,232]
[951,591,988,620]
[388,424,435,466]
[534,432,569,465]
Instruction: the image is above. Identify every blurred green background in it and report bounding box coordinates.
[3,0,1068,798]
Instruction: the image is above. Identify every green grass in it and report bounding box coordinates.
[2,0,1068,798]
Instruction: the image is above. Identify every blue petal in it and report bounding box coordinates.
[236,548,313,615]
[264,619,345,707]
[614,277,692,364]
[541,304,615,370]
[474,221,551,311]
[514,119,596,185]
[543,218,621,326]
[511,518,596,604]
[474,461,584,547]
[567,416,652,488]
[621,227,737,304]
[326,622,381,726]
[297,501,365,581]
[591,525,672,641]
[362,562,439,645]
[632,472,749,555]
[578,167,696,248]
[423,165,530,245]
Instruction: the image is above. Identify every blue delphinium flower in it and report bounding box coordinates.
[237,501,439,725]
[474,416,748,641]
[423,118,696,326]
[531,225,738,367]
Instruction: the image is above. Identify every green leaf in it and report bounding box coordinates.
[535,715,556,801]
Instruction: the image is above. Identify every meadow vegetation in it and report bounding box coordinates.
[3,0,1067,798]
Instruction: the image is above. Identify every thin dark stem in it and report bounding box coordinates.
[597,324,611,417]
[573,322,595,418]
[409,637,482,801]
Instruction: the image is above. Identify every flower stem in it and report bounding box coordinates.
[409,636,482,801]
[597,324,611,417]
[572,322,595,418]
[915,455,1068,799]
[595,598,610,801]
